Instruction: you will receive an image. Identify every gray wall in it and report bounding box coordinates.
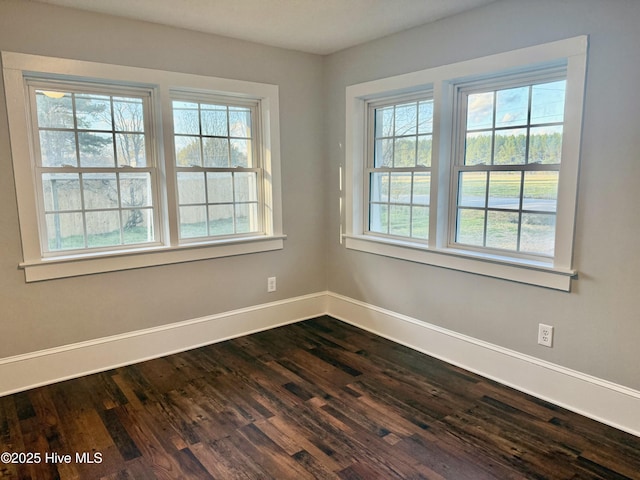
[2,0,639,394]
[0,0,326,357]
[325,0,640,390]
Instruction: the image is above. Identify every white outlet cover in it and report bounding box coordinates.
[538,323,554,347]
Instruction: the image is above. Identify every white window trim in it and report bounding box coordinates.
[365,92,434,242]
[27,80,164,256]
[344,36,588,291]
[170,92,265,243]
[2,52,284,282]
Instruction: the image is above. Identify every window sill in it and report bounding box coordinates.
[20,235,286,282]
[344,234,575,291]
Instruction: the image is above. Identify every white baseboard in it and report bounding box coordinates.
[2,290,639,438]
[326,292,640,438]
[0,292,327,397]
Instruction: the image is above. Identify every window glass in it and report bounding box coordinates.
[172,99,261,240]
[368,98,433,241]
[34,88,155,252]
[454,78,566,256]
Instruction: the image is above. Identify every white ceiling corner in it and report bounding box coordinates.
[28,0,497,55]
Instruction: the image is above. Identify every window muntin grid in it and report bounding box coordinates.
[367,96,433,241]
[453,76,566,257]
[172,99,262,240]
[30,85,157,253]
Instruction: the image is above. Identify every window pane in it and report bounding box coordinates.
[389,173,411,203]
[465,131,492,165]
[412,172,430,205]
[42,173,81,211]
[394,137,416,167]
[374,138,393,167]
[113,97,144,133]
[235,203,259,234]
[36,91,74,128]
[456,77,568,256]
[417,135,432,167]
[529,125,563,164]
[39,130,77,167]
[76,94,112,130]
[78,132,114,167]
[523,171,558,212]
[230,139,251,167]
[521,213,556,255]
[174,97,260,238]
[86,210,121,247]
[174,101,255,182]
[458,172,486,208]
[234,172,258,202]
[46,212,84,250]
[394,103,417,136]
[177,172,205,205]
[467,91,493,130]
[418,100,433,134]
[495,86,529,128]
[494,128,526,165]
[201,105,227,137]
[83,173,118,210]
[456,209,485,246]
[488,171,522,210]
[207,172,233,204]
[116,133,146,167]
[120,173,152,207]
[369,203,388,234]
[531,80,566,125]
[370,172,389,203]
[180,205,207,238]
[203,137,229,167]
[486,211,519,250]
[175,136,202,167]
[375,106,394,138]
[31,87,156,254]
[173,101,200,135]
[411,206,429,239]
[122,209,154,244]
[208,205,234,236]
[229,107,251,138]
[389,205,410,236]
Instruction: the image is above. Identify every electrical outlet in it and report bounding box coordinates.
[267,276,276,293]
[538,323,554,347]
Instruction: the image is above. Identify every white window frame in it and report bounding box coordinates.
[27,80,163,255]
[170,92,265,243]
[365,92,434,242]
[2,52,284,282]
[450,69,566,259]
[344,36,588,291]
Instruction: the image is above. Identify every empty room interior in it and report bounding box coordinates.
[1,0,640,478]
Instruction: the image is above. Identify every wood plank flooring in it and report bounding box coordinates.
[1,316,639,479]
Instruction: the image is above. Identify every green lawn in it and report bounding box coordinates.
[372,170,557,254]
[49,225,153,251]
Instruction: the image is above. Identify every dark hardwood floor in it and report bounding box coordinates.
[1,316,639,479]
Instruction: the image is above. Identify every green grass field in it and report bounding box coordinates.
[371,170,557,254]
[48,225,153,250]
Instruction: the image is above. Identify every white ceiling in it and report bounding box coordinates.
[29,0,496,55]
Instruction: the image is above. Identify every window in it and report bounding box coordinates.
[2,52,284,281]
[172,97,262,240]
[453,73,565,258]
[29,83,159,254]
[367,95,433,241]
[345,37,588,290]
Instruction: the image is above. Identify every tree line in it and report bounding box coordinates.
[379,132,562,168]
[465,132,562,165]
